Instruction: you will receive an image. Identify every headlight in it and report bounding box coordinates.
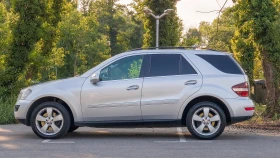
[18,89,32,100]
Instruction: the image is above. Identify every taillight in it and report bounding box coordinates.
[232,82,249,97]
[245,107,255,111]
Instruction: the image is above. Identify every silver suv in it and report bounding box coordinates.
[14,48,255,140]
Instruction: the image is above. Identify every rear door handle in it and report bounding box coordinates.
[126,85,139,91]
[185,80,197,85]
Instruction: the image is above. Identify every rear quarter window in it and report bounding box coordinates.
[196,54,244,74]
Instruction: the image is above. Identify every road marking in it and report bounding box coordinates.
[42,139,75,144]
[154,140,212,143]
[177,127,187,142]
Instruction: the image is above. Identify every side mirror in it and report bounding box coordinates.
[90,73,100,84]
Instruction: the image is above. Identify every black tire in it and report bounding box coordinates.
[186,101,226,140]
[30,102,71,139]
[68,126,79,133]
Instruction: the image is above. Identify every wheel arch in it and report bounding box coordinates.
[180,95,231,125]
[26,96,75,126]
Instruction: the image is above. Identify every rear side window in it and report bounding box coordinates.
[148,54,197,77]
[197,54,244,74]
[150,54,180,77]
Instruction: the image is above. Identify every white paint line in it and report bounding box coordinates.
[42,139,75,144]
[42,139,50,143]
[154,140,212,143]
[154,141,182,143]
[177,127,187,142]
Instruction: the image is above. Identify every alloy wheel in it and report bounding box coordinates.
[191,107,221,136]
[35,107,64,136]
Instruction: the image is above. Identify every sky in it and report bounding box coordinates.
[118,0,233,30]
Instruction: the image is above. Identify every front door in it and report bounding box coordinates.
[81,55,145,122]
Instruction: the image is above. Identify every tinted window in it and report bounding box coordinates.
[149,54,180,77]
[197,54,244,74]
[100,55,144,81]
[181,56,197,74]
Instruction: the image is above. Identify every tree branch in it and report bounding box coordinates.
[196,0,228,33]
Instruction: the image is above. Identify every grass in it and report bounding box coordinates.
[0,96,17,124]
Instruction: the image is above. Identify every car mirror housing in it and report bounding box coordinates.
[90,73,100,84]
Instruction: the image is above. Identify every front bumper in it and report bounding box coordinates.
[14,100,32,125]
[16,119,29,126]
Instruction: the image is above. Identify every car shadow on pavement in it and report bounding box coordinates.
[62,130,253,141]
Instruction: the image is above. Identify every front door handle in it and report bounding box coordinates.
[126,85,139,91]
[185,80,197,85]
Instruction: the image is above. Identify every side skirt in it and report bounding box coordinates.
[74,120,182,128]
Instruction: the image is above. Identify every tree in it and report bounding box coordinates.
[234,0,280,116]
[231,31,255,86]
[89,0,143,55]
[0,0,47,96]
[55,2,110,77]
[24,0,66,82]
[199,21,211,45]
[208,7,235,52]
[181,28,201,46]
[143,0,182,47]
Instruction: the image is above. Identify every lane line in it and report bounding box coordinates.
[154,140,212,143]
[177,127,187,142]
[42,139,75,144]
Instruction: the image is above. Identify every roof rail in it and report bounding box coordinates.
[129,46,197,51]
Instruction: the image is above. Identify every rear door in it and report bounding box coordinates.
[141,53,203,120]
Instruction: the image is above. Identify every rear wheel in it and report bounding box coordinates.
[30,102,71,139]
[186,101,226,140]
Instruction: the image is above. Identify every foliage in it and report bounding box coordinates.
[143,0,183,47]
[89,0,143,56]
[181,28,201,46]
[0,0,47,96]
[0,96,17,124]
[234,0,280,116]
[208,7,235,52]
[128,59,143,78]
[55,2,110,77]
[231,29,255,85]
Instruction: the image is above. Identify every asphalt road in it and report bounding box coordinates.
[0,124,280,158]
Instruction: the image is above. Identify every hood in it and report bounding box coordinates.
[29,77,87,90]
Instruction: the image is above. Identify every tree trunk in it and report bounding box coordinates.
[261,50,280,117]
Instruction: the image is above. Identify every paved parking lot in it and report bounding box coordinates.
[0,124,280,158]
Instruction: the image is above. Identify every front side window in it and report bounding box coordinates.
[100,55,144,81]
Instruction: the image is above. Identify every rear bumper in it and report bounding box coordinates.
[224,98,255,117]
[229,116,253,125]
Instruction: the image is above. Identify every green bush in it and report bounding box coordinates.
[0,96,17,124]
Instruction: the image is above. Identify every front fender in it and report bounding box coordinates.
[28,87,83,122]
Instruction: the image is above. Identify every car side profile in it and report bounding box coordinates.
[14,48,255,140]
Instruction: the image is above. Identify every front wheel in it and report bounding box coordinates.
[30,102,71,139]
[186,101,226,140]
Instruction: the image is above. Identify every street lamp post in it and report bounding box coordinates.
[143,7,173,48]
